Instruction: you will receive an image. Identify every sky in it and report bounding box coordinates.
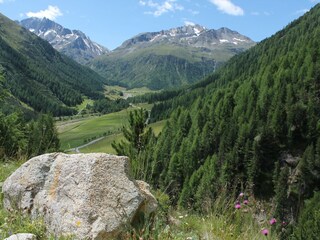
[0,0,319,50]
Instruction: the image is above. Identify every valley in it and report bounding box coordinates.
[1,2,320,239]
[57,103,157,151]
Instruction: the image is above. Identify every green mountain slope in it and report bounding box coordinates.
[89,25,255,90]
[135,3,320,231]
[0,13,106,116]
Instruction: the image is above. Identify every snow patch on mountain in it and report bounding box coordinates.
[19,17,109,64]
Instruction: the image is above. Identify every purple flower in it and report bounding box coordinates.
[269,218,277,225]
[235,203,241,209]
[239,192,244,197]
[243,199,249,205]
[261,228,269,236]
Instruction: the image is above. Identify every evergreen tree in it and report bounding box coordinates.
[27,114,60,157]
[112,108,154,179]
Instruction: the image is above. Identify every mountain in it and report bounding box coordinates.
[127,3,320,233]
[0,13,106,116]
[19,17,109,64]
[89,24,255,90]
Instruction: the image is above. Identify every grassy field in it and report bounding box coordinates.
[57,104,154,150]
[76,98,94,112]
[58,110,128,150]
[104,85,158,100]
[80,120,166,154]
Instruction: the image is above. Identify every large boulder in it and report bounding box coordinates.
[2,153,157,239]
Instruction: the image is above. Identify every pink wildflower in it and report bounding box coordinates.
[261,228,269,236]
[269,218,277,225]
[243,199,249,205]
[235,203,241,209]
[239,192,244,197]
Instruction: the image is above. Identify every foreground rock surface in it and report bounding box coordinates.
[2,153,157,239]
[4,233,36,240]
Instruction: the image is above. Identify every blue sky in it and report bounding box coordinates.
[0,0,319,50]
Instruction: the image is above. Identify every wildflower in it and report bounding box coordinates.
[269,218,277,225]
[261,229,269,236]
[282,221,287,226]
[239,192,244,197]
[235,203,241,209]
[243,199,249,205]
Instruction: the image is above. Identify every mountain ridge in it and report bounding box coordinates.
[90,24,255,90]
[118,24,253,51]
[19,17,109,64]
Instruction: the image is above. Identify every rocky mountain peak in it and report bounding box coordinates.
[117,24,254,51]
[19,17,109,64]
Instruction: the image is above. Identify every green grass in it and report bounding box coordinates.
[75,98,94,112]
[57,104,154,150]
[104,85,126,100]
[122,190,280,240]
[57,110,128,150]
[80,120,166,154]
[104,85,158,100]
[0,159,47,239]
[80,133,124,154]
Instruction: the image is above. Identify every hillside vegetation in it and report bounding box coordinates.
[0,13,106,116]
[119,4,320,238]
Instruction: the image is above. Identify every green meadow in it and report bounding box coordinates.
[104,85,157,100]
[80,120,166,154]
[57,104,160,151]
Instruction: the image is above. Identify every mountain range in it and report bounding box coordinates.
[0,13,106,116]
[89,24,255,89]
[19,17,109,64]
[19,17,255,90]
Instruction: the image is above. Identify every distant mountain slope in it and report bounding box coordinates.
[89,24,255,90]
[19,17,109,64]
[0,13,105,116]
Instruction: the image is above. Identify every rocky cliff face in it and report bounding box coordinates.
[2,153,157,239]
[19,18,109,64]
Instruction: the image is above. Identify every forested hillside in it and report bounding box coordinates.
[0,13,106,116]
[125,4,320,237]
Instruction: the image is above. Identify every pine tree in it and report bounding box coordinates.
[275,166,290,221]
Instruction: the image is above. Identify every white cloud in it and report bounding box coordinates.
[139,0,184,17]
[184,20,195,26]
[296,9,309,15]
[26,5,63,20]
[209,0,244,16]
